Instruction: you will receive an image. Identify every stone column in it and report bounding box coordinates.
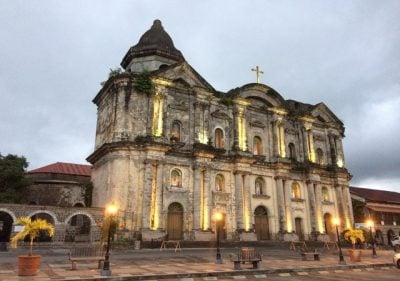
[272,121,279,157]
[279,123,286,158]
[328,134,337,165]
[155,162,164,230]
[243,173,252,230]
[284,179,293,232]
[341,185,352,229]
[314,183,323,233]
[234,172,244,230]
[193,165,202,230]
[308,130,315,162]
[275,176,286,232]
[141,160,153,229]
[334,184,345,226]
[307,181,317,231]
[204,168,211,230]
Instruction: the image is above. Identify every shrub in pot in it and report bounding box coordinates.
[343,228,365,262]
[11,217,54,276]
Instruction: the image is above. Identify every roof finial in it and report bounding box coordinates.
[251,66,264,84]
[153,19,162,29]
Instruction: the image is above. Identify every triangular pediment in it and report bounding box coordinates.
[153,62,215,92]
[311,102,343,126]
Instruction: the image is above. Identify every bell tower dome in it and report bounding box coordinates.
[121,19,185,72]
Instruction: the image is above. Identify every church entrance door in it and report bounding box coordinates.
[254,206,270,240]
[167,203,183,240]
[295,217,304,241]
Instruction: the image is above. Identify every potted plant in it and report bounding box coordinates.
[11,216,54,276]
[343,228,365,262]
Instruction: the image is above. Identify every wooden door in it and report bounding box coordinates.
[254,206,270,240]
[167,203,183,240]
[295,217,304,241]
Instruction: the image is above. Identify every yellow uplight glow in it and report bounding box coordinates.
[214,211,223,221]
[332,217,340,226]
[366,219,374,228]
[106,201,118,216]
[336,158,343,168]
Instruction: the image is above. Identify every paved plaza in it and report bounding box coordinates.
[0,245,396,281]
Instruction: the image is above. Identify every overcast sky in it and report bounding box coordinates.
[0,1,399,192]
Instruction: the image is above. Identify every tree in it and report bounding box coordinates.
[0,153,30,203]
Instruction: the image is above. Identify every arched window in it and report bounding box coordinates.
[253,136,262,155]
[171,121,181,141]
[321,186,329,201]
[215,128,224,149]
[316,148,324,164]
[255,177,265,195]
[288,143,296,160]
[215,174,224,192]
[170,168,182,188]
[291,182,301,199]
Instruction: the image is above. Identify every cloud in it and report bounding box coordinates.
[0,0,399,192]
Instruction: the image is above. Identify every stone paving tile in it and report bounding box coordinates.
[232,276,247,279]
[279,273,291,276]
[297,272,309,275]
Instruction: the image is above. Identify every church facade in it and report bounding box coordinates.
[87,20,353,241]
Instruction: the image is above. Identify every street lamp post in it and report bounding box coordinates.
[333,217,346,265]
[366,220,377,258]
[101,201,118,276]
[214,211,223,264]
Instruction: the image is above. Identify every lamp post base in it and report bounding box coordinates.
[339,259,346,265]
[215,258,223,264]
[100,269,112,276]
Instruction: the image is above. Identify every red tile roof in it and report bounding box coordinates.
[28,162,92,177]
[350,186,400,204]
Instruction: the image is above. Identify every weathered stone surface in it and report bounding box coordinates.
[87,20,353,241]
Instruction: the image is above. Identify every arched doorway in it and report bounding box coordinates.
[323,213,335,241]
[295,217,304,241]
[0,212,14,243]
[387,229,395,246]
[30,213,55,242]
[376,230,384,246]
[65,214,91,242]
[167,203,183,240]
[254,206,269,240]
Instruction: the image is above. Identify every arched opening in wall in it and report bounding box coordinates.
[253,136,262,155]
[30,213,55,242]
[316,148,324,165]
[74,203,85,207]
[214,128,224,149]
[295,217,304,241]
[0,211,14,243]
[375,230,384,246]
[215,174,224,192]
[170,168,182,188]
[167,203,183,240]
[254,206,269,240]
[321,187,329,201]
[291,182,301,199]
[65,214,91,242]
[255,177,265,195]
[170,120,181,142]
[323,213,335,241]
[387,229,395,246]
[288,143,296,160]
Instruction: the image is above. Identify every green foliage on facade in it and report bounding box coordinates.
[100,67,123,86]
[0,153,30,203]
[133,70,155,96]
